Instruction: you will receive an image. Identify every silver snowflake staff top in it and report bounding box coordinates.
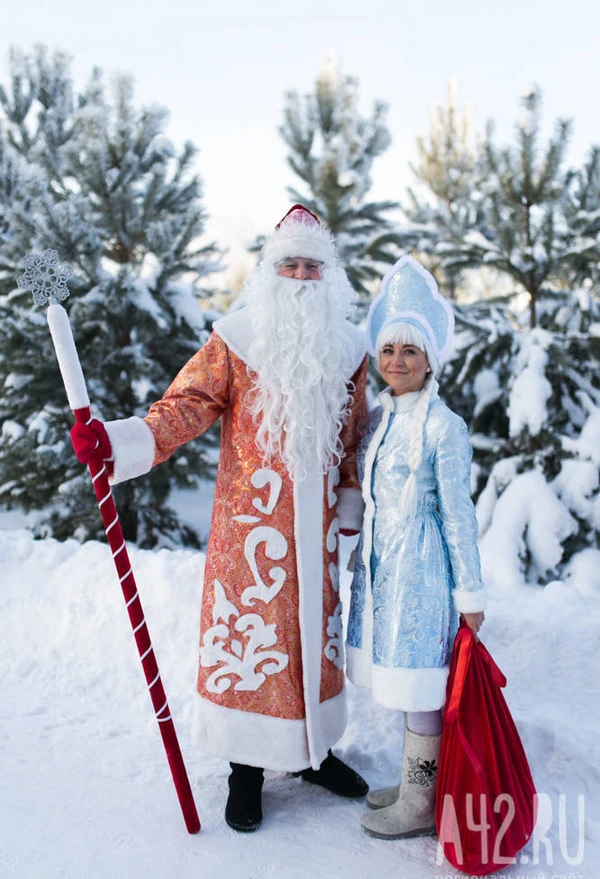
[17,248,90,411]
[17,249,72,306]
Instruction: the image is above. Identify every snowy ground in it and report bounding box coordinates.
[1,523,600,879]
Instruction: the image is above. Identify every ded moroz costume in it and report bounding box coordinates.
[72,205,369,830]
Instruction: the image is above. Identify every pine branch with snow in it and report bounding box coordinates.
[441,288,600,589]
[396,79,483,299]
[400,84,600,319]
[277,54,401,302]
[0,47,222,547]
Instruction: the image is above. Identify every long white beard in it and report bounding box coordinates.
[245,266,355,481]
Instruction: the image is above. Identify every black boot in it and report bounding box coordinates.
[225,762,265,832]
[299,750,369,798]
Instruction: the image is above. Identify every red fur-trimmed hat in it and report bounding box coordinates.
[263,204,337,265]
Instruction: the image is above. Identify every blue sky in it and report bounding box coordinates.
[3,0,599,280]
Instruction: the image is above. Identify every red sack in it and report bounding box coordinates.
[436,622,537,876]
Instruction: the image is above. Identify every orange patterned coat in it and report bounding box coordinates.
[142,309,367,770]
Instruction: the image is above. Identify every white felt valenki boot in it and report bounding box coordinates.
[366,716,408,810]
[366,779,401,810]
[361,728,441,839]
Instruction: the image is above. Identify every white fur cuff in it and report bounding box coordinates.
[452,587,488,614]
[104,416,156,485]
[346,644,373,689]
[337,487,365,531]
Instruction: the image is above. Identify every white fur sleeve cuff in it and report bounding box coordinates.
[104,417,156,485]
[337,487,365,531]
[452,587,488,614]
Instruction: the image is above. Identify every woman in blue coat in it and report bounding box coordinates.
[346,256,487,840]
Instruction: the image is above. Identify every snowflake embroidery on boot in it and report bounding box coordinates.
[17,249,72,306]
[406,756,438,786]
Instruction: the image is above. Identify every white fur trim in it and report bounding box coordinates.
[452,587,488,614]
[213,308,366,379]
[345,644,373,689]
[337,487,364,531]
[263,221,336,266]
[294,468,328,768]
[373,666,448,712]
[104,416,156,485]
[346,646,448,712]
[391,390,421,412]
[358,401,393,661]
[47,303,90,409]
[344,323,367,377]
[213,309,255,368]
[266,236,332,264]
[192,689,346,772]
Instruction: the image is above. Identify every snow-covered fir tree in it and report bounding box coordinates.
[395,84,600,590]
[437,87,600,326]
[398,79,482,299]
[278,53,400,302]
[440,288,600,592]
[0,47,221,547]
[401,85,600,320]
[561,145,600,286]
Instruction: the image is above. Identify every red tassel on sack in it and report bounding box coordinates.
[436,622,537,876]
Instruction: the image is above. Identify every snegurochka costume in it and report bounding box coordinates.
[346,256,488,840]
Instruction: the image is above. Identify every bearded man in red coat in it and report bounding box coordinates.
[72,205,369,831]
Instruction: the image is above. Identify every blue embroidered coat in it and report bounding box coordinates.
[346,388,487,712]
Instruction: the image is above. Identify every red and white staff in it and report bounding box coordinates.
[18,250,200,834]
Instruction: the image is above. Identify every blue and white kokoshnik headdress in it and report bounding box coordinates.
[366,256,454,371]
[366,256,455,525]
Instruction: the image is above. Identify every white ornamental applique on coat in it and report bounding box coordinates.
[200,579,289,694]
[324,601,344,669]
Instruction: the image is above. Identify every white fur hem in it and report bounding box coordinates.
[452,587,488,614]
[104,416,156,485]
[346,646,448,712]
[192,690,347,772]
[337,487,364,531]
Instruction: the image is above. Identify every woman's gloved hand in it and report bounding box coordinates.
[70,419,112,464]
